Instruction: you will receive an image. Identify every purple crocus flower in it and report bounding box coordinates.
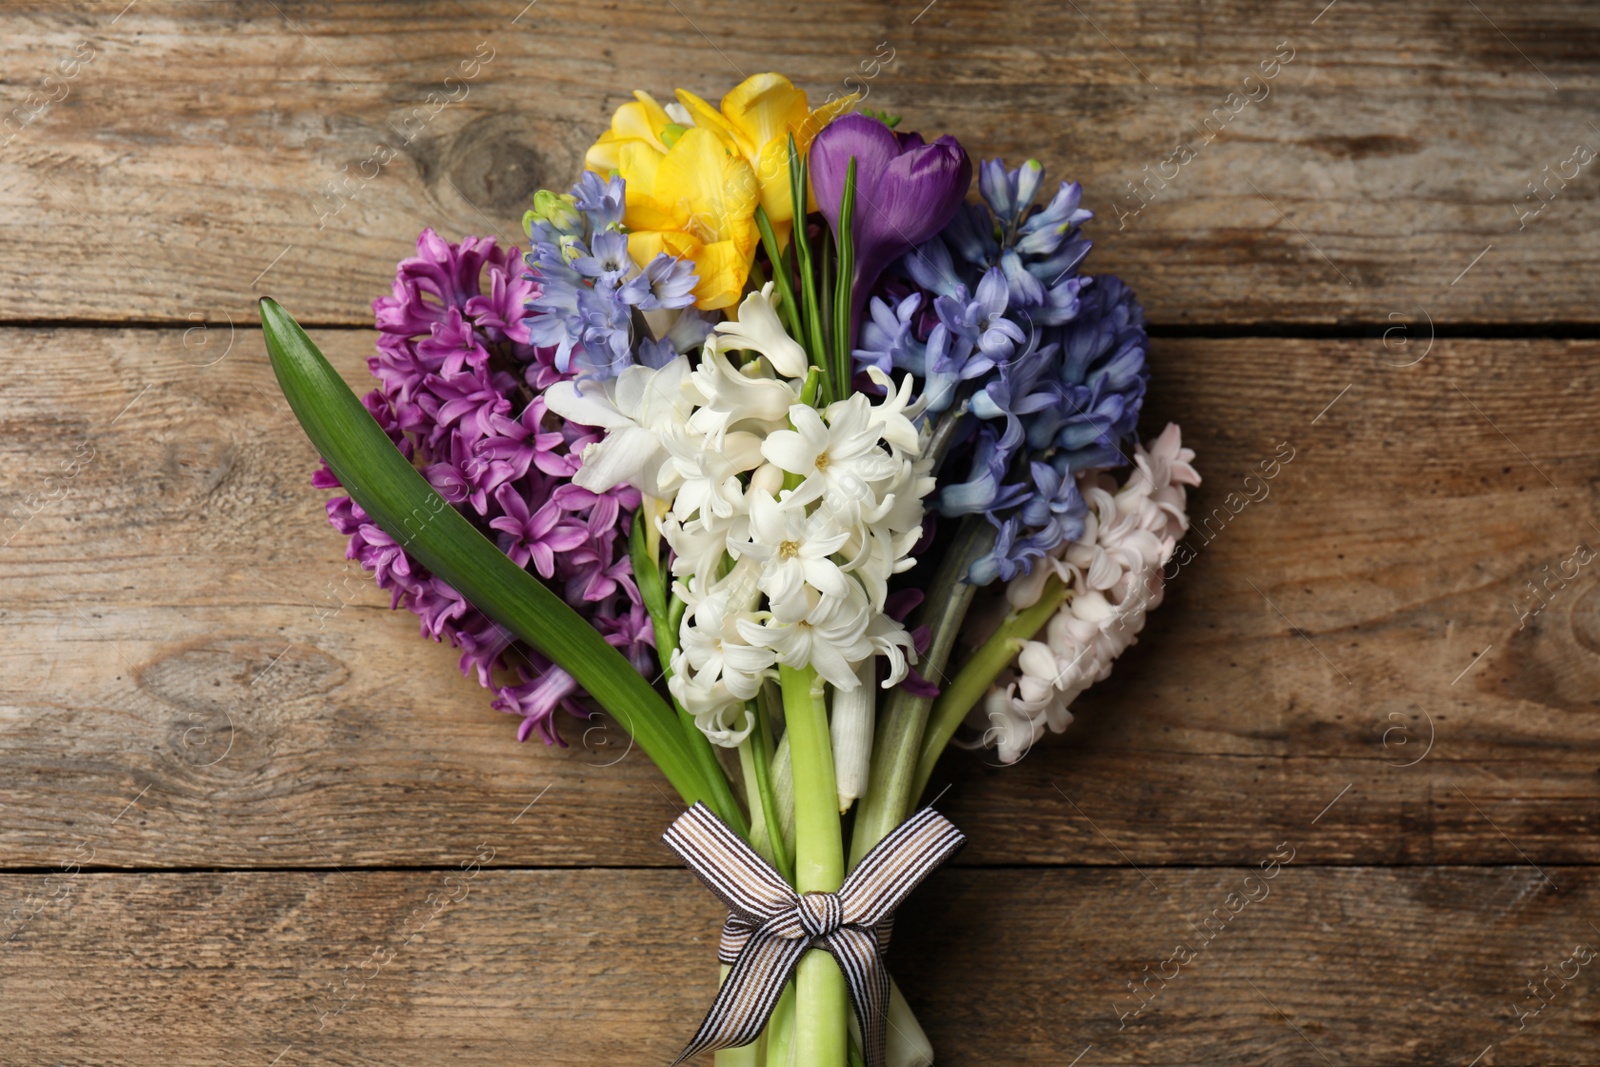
[810,113,972,343]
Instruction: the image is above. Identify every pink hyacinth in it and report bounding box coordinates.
[317,228,652,746]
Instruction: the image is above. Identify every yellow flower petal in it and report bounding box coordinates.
[795,93,862,213]
[720,73,811,156]
[589,74,857,309]
[617,142,685,232]
[691,238,755,310]
[727,77,862,224]
[585,91,674,173]
[654,127,759,245]
[627,229,702,270]
[626,230,668,267]
[673,88,747,157]
[626,90,674,139]
[616,139,662,192]
[752,136,800,224]
[617,126,760,309]
[585,133,622,174]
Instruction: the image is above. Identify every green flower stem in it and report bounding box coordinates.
[744,700,793,883]
[737,732,772,864]
[662,655,745,835]
[715,1043,760,1067]
[796,953,849,1067]
[832,157,858,396]
[848,519,994,866]
[799,367,823,410]
[259,299,743,829]
[886,979,936,1067]
[780,666,843,888]
[753,205,802,342]
[909,574,1070,803]
[780,664,848,1067]
[763,983,796,1067]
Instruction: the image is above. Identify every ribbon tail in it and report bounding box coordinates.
[671,933,809,1065]
[719,916,754,966]
[825,927,893,1067]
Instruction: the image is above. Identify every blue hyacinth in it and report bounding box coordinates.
[854,158,1149,587]
[524,171,701,378]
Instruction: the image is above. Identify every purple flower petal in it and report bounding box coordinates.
[811,114,972,342]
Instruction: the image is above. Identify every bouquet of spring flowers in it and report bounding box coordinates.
[262,72,1198,1067]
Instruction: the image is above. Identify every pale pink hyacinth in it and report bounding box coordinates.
[975,424,1199,763]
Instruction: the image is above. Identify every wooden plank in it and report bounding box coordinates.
[942,330,1600,867]
[3,328,1597,869]
[1,1,1598,326]
[2,866,1595,1064]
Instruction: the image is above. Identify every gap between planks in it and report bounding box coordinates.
[6,320,1600,339]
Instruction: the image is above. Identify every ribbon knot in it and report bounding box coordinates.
[664,803,965,1067]
[797,891,844,938]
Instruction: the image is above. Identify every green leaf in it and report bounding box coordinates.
[629,514,670,626]
[833,157,858,396]
[258,298,743,826]
[754,204,803,342]
[787,134,832,400]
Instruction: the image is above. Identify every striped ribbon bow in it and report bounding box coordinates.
[664,802,965,1067]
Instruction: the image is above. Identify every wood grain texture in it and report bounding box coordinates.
[3,328,1597,870]
[1,1,1598,326]
[5,6,1599,1059]
[3,866,1597,1065]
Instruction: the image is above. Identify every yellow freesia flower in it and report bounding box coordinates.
[618,127,760,311]
[586,73,856,311]
[674,73,858,230]
[584,90,679,174]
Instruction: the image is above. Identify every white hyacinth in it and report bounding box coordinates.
[978,424,1199,764]
[547,284,931,746]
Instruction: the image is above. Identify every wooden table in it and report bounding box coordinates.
[3,3,1597,1063]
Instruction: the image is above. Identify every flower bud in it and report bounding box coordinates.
[750,462,784,496]
[528,188,584,238]
[831,659,877,813]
